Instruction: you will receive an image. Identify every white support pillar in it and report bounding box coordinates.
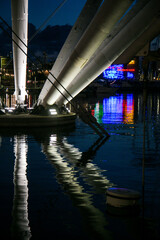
[38,0,104,106]
[38,0,133,107]
[11,0,28,106]
[112,16,160,65]
[56,0,160,105]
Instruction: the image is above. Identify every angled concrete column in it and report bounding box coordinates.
[39,0,133,106]
[11,0,28,106]
[56,0,160,105]
[113,16,160,65]
[38,0,103,106]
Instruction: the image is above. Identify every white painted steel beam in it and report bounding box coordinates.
[11,0,28,105]
[38,0,103,106]
[113,16,160,65]
[38,0,133,106]
[56,0,160,105]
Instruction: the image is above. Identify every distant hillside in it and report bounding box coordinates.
[0,23,72,61]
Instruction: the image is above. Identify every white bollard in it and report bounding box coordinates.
[106,187,141,215]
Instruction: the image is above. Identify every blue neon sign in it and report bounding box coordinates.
[102,64,135,80]
[103,64,124,79]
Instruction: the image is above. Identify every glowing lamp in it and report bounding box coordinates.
[49,109,57,115]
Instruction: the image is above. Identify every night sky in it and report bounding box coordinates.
[1,0,87,28]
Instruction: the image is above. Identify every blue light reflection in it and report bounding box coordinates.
[93,94,134,124]
[102,95,124,124]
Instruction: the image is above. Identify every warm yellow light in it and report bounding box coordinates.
[128,60,135,65]
[44,70,49,75]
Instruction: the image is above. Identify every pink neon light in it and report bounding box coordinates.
[117,68,135,72]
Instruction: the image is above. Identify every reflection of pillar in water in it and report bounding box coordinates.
[11,135,31,239]
[59,137,113,193]
[42,134,113,240]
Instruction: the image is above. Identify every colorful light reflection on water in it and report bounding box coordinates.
[92,94,134,124]
[1,92,160,240]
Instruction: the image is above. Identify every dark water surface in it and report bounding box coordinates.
[0,91,160,240]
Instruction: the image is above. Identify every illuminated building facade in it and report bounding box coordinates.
[0,56,14,87]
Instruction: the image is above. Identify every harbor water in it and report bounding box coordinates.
[0,91,160,240]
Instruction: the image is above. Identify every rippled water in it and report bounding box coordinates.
[0,91,160,240]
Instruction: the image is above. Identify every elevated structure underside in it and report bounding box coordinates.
[10,0,160,110]
[37,0,160,107]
